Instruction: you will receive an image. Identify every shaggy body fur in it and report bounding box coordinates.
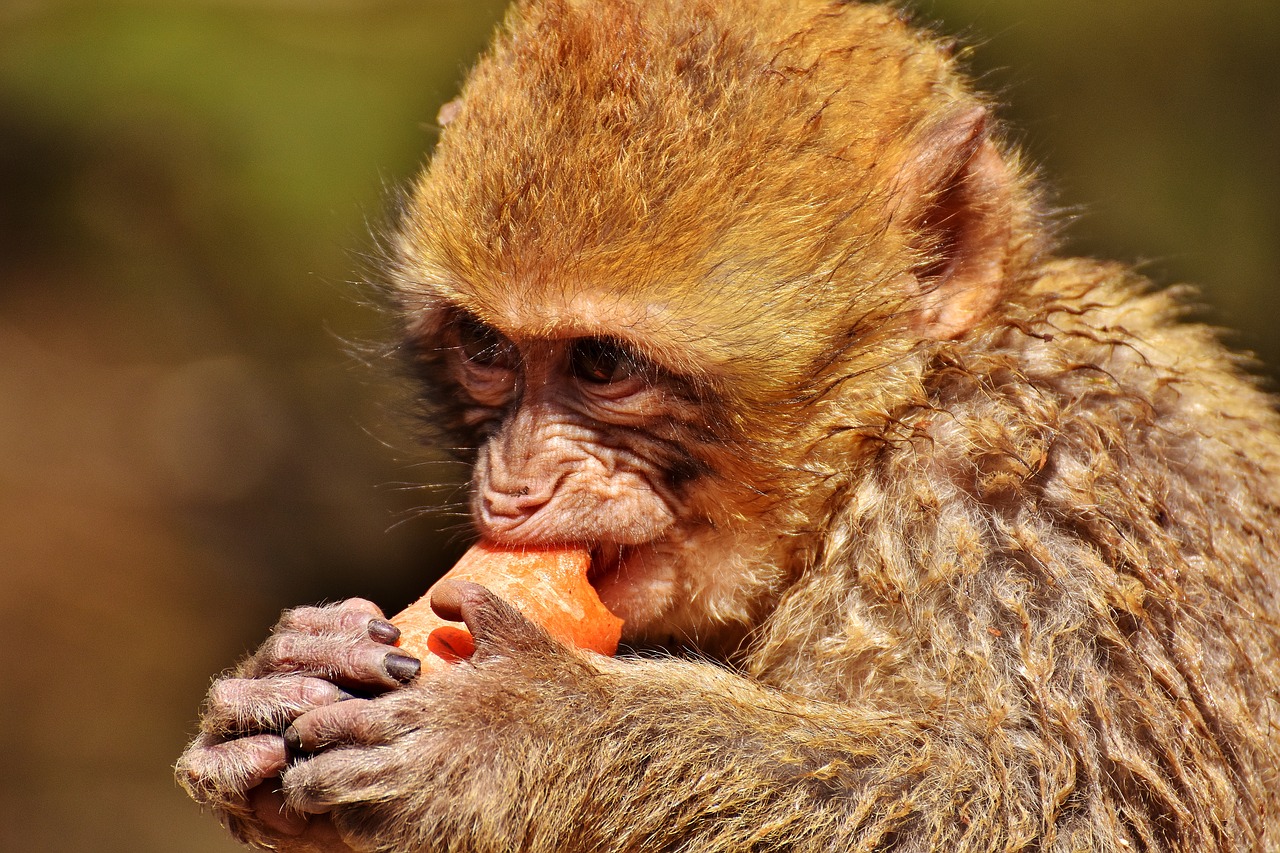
[178,1,1280,850]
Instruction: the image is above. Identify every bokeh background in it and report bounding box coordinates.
[0,1,1276,850]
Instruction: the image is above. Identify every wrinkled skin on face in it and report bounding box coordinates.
[453,317,686,547]
[424,310,792,645]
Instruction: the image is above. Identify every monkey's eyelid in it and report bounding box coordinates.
[569,337,649,386]
[449,313,518,368]
[459,341,515,364]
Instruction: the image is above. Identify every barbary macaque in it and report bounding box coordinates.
[176,0,1280,850]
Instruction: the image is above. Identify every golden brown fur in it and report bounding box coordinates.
[178,1,1280,850]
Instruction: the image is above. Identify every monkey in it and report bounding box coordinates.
[175,0,1280,850]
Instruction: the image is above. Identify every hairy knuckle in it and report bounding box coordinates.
[279,604,321,628]
[336,611,381,638]
[266,633,305,669]
[300,676,342,706]
[246,731,287,760]
[174,750,209,794]
[301,707,349,748]
[281,763,329,809]
[176,750,241,806]
[253,634,284,668]
[340,597,381,616]
[206,677,251,711]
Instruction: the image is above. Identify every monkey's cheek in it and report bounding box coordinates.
[592,551,678,632]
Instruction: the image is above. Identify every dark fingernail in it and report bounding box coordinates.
[384,652,421,683]
[368,619,400,644]
[283,726,303,755]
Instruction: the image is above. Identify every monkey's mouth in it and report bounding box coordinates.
[588,542,627,586]
[587,540,654,627]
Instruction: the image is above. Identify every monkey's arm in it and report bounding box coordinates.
[281,586,1020,853]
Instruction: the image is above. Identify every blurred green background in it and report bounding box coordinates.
[0,1,1275,851]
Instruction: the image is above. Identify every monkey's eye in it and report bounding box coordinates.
[570,337,638,385]
[456,316,515,370]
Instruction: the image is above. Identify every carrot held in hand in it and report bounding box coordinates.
[391,541,622,674]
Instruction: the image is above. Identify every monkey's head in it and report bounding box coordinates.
[388,0,1043,646]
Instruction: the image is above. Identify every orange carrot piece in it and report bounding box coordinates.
[391,541,622,673]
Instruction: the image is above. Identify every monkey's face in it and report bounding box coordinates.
[448,314,687,546]
[405,307,789,646]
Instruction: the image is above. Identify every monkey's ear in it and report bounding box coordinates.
[901,105,1015,340]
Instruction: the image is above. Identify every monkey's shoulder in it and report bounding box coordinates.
[910,259,1280,520]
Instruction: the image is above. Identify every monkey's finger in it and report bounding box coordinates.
[280,817,361,853]
[446,580,561,662]
[282,748,391,816]
[246,783,310,836]
[202,675,354,736]
[176,733,289,807]
[274,599,397,643]
[240,790,365,853]
[250,631,421,691]
[283,698,406,754]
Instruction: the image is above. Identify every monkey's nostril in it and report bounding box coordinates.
[483,488,550,520]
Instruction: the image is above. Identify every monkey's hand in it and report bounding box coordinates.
[174,598,422,851]
[273,582,613,851]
